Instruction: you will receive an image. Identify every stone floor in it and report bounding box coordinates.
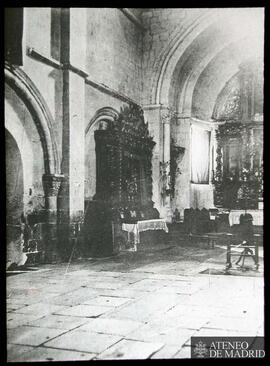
[6,245,264,361]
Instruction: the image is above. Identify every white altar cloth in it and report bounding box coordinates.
[229,210,263,226]
[122,219,169,245]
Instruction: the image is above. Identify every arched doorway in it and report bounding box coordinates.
[6,129,26,268]
[6,129,24,224]
[5,65,63,264]
[85,107,119,203]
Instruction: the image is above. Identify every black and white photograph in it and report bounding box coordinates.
[5,6,265,361]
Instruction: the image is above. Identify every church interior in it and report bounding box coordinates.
[5,8,263,268]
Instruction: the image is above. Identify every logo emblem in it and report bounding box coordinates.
[194,340,208,358]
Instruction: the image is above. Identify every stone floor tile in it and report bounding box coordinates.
[97,339,164,359]
[7,344,35,362]
[62,269,96,277]
[96,288,150,299]
[6,298,30,305]
[9,346,96,362]
[108,291,181,322]
[149,313,209,331]
[159,284,199,295]
[119,271,153,279]
[83,281,125,290]
[173,345,192,359]
[155,289,194,303]
[28,314,88,330]
[257,325,264,336]
[82,296,131,307]
[165,303,221,319]
[78,318,143,336]
[87,270,124,278]
[6,303,28,312]
[87,272,143,284]
[44,329,121,354]
[147,273,191,282]
[39,283,81,294]
[150,345,181,359]
[131,262,178,273]
[127,324,195,346]
[206,315,263,333]
[7,291,57,305]
[7,313,47,329]
[13,303,69,317]
[127,279,165,292]
[7,325,67,346]
[55,304,112,318]
[43,288,101,306]
[193,327,253,338]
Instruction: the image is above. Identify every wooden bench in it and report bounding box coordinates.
[186,233,216,249]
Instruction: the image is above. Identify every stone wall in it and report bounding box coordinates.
[141,8,207,105]
[23,8,63,165]
[86,8,143,104]
[84,8,144,200]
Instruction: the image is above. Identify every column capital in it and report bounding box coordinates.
[42,174,65,197]
[161,107,177,124]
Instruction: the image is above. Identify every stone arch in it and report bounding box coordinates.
[85,107,119,200]
[150,10,215,106]
[85,107,119,135]
[150,8,264,114]
[4,63,59,175]
[176,38,247,117]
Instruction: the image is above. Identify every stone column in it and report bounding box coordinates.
[174,117,191,217]
[58,8,86,259]
[42,173,64,262]
[161,110,172,221]
[143,105,163,213]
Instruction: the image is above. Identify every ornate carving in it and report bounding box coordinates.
[214,60,263,124]
[161,107,177,124]
[160,140,185,200]
[170,141,184,198]
[213,122,263,208]
[94,104,156,212]
[42,174,64,197]
[212,73,241,121]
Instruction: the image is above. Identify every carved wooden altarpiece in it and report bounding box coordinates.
[94,104,156,219]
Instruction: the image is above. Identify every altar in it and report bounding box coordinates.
[122,219,169,250]
[229,209,263,227]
